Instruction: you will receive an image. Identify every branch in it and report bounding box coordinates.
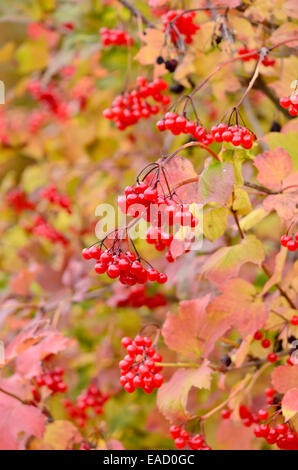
[189,37,298,100]
[117,0,153,27]
[246,76,294,119]
[0,387,28,405]
[262,263,297,310]
[231,209,245,239]
[244,181,278,195]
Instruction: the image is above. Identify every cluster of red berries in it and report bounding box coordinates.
[281,233,298,251]
[6,188,35,213]
[40,185,72,214]
[100,27,134,47]
[162,10,200,45]
[119,336,164,394]
[31,368,67,402]
[156,112,213,146]
[103,76,169,130]
[210,123,256,149]
[82,245,168,286]
[170,426,211,450]
[237,402,298,450]
[116,285,167,309]
[253,331,279,363]
[28,109,49,134]
[28,215,69,246]
[27,80,70,120]
[118,180,159,218]
[281,232,298,251]
[157,114,256,149]
[280,94,298,117]
[238,47,276,66]
[64,384,109,428]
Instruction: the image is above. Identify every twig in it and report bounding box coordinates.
[244,181,278,195]
[0,387,28,405]
[117,0,153,27]
[188,37,298,101]
[262,264,297,310]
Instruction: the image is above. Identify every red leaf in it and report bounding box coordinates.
[0,376,46,450]
[206,279,269,338]
[282,388,298,421]
[271,365,298,394]
[254,148,293,191]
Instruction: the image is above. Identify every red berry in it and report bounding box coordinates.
[261,339,271,349]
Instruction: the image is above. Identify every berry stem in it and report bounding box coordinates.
[236,54,265,108]
[163,141,220,163]
[188,37,298,102]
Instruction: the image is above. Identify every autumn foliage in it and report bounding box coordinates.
[0,0,298,451]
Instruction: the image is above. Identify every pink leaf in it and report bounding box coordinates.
[272,365,298,394]
[206,279,269,338]
[162,295,229,358]
[282,388,298,421]
[217,419,256,450]
[254,148,293,191]
[0,377,46,450]
[157,361,213,422]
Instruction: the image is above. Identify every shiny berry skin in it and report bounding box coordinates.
[291,315,298,326]
[267,353,278,363]
[258,409,269,420]
[221,409,231,419]
[119,335,163,394]
[261,339,271,348]
[254,330,263,340]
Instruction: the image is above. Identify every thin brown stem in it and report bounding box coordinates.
[117,0,153,26]
[163,141,219,163]
[0,387,28,405]
[262,264,297,309]
[189,38,298,101]
[244,181,278,195]
[231,208,245,239]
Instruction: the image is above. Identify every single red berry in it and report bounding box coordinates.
[267,353,278,363]
[261,339,271,349]
[254,330,263,341]
[221,409,231,419]
[258,409,269,420]
[290,315,298,326]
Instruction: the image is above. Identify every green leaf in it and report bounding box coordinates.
[200,235,265,285]
[16,39,48,73]
[157,361,213,422]
[232,188,252,216]
[203,207,228,241]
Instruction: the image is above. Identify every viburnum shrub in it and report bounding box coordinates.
[0,0,298,453]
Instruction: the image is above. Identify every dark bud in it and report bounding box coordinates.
[170,82,185,94]
[274,339,283,353]
[220,355,232,367]
[270,121,281,132]
[156,56,164,65]
[288,335,297,345]
[165,59,178,73]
